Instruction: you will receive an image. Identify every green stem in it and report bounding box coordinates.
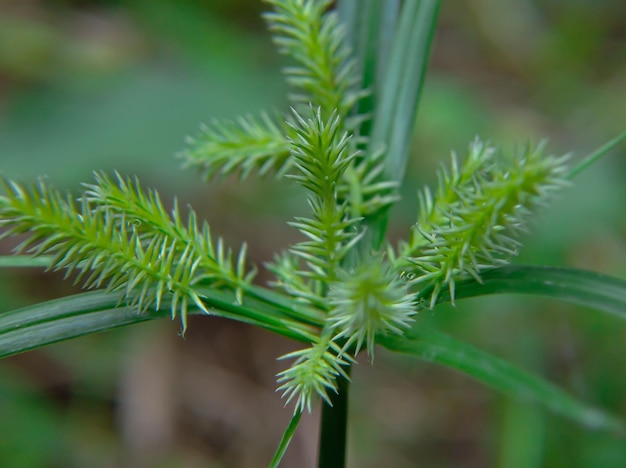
[318,365,352,468]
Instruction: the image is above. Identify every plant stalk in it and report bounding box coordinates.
[318,364,352,468]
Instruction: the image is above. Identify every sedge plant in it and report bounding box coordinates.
[1,1,625,466]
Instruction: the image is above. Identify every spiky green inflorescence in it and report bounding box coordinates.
[178,112,291,181]
[267,250,326,308]
[277,332,353,413]
[263,0,360,120]
[398,138,570,307]
[0,0,576,427]
[0,176,254,331]
[178,0,397,222]
[270,108,374,413]
[328,258,417,359]
[338,146,401,219]
[271,107,412,403]
[263,0,402,220]
[83,171,254,301]
[281,108,362,290]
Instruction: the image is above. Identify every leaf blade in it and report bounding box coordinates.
[369,0,441,184]
[379,328,625,434]
[269,409,303,468]
[0,288,315,359]
[435,265,626,319]
[567,131,626,180]
[361,0,441,250]
[0,255,53,268]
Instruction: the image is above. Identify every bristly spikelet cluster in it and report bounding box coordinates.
[179,112,291,181]
[253,0,409,413]
[262,0,399,219]
[83,172,255,301]
[0,175,254,331]
[338,147,401,218]
[277,332,353,413]
[178,0,363,184]
[267,107,363,308]
[328,258,417,360]
[0,0,574,423]
[284,108,362,285]
[263,0,360,119]
[398,138,569,307]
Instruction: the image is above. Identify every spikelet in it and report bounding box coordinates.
[399,138,569,307]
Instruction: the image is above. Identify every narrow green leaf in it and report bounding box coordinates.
[567,131,626,180]
[269,409,302,468]
[338,0,400,136]
[434,265,626,320]
[369,0,440,183]
[242,285,325,326]
[0,255,52,268]
[0,290,175,357]
[0,290,118,333]
[379,329,625,434]
[195,287,317,341]
[498,400,545,468]
[362,0,440,250]
[0,289,315,359]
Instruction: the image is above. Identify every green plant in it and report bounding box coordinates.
[1,1,625,466]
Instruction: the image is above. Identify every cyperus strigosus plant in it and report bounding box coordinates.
[1,0,625,466]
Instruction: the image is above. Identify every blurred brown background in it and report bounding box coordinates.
[1,1,625,467]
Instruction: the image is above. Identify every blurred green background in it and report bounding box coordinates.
[0,1,625,467]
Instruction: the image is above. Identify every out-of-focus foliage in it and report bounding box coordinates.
[0,0,624,467]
